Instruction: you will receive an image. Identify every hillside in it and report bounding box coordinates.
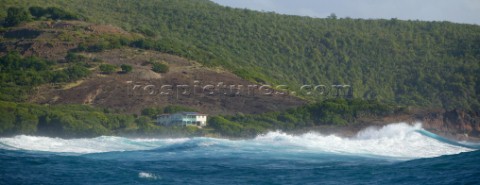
[0,19,308,137]
[0,21,304,115]
[0,1,479,139]
[35,47,305,115]
[2,0,479,110]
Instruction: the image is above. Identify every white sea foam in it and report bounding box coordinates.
[253,122,472,159]
[0,135,188,154]
[138,172,159,180]
[0,123,474,159]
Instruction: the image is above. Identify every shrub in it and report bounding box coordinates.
[46,7,78,20]
[65,65,91,80]
[120,64,133,73]
[99,64,117,74]
[151,62,169,73]
[28,6,46,18]
[141,107,161,119]
[29,6,79,20]
[208,116,243,137]
[4,7,30,27]
[65,52,87,63]
[163,105,196,114]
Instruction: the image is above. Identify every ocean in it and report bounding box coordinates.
[1,123,479,185]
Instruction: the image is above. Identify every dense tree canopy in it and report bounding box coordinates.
[0,52,90,101]
[3,7,30,27]
[1,0,479,110]
[29,6,78,20]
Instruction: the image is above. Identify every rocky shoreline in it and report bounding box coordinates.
[417,109,480,142]
[292,109,480,142]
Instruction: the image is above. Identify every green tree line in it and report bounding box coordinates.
[0,101,208,138]
[2,6,79,27]
[209,98,401,137]
[0,99,400,138]
[0,52,90,101]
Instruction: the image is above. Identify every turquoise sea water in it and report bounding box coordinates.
[1,123,479,184]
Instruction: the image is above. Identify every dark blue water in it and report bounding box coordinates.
[1,123,479,185]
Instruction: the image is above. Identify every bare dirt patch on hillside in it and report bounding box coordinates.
[34,48,306,115]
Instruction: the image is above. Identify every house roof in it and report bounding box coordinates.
[157,112,208,117]
[180,112,207,115]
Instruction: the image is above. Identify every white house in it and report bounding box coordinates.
[156,112,208,127]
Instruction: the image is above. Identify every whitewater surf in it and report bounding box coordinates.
[0,122,473,159]
[1,122,479,184]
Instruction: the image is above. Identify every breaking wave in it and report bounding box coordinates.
[0,135,187,154]
[0,123,475,160]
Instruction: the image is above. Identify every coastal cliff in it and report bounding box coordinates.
[292,109,480,142]
[418,109,480,141]
[354,109,480,141]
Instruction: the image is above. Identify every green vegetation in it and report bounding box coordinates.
[0,101,205,138]
[0,0,480,109]
[0,99,397,138]
[99,64,117,74]
[163,105,197,114]
[65,52,88,63]
[0,52,90,101]
[208,99,400,137]
[3,7,30,27]
[2,0,477,110]
[141,105,197,119]
[28,6,79,20]
[74,35,130,52]
[2,6,79,27]
[120,64,133,73]
[151,62,169,73]
[0,2,478,138]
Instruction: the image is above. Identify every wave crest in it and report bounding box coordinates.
[0,135,187,154]
[254,123,471,158]
[0,123,475,159]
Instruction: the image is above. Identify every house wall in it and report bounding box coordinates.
[157,113,208,127]
[195,115,207,126]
